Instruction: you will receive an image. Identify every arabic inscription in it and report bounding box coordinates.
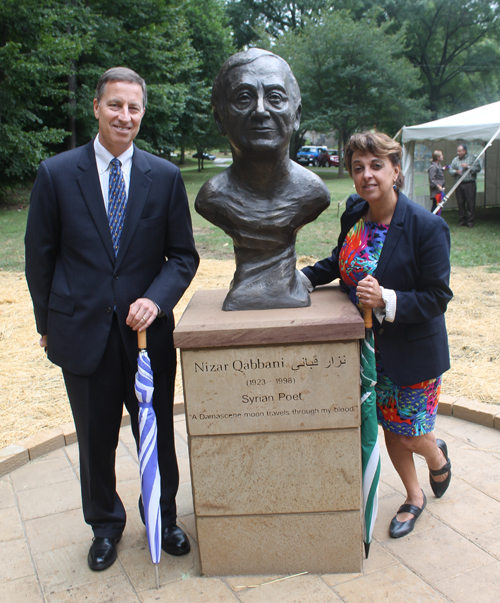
[181,341,360,436]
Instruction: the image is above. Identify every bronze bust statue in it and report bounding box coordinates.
[195,48,330,311]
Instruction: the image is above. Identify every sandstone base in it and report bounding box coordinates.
[174,287,364,576]
[197,512,362,575]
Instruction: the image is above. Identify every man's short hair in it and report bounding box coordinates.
[212,48,301,118]
[96,67,147,108]
[432,150,442,161]
[458,144,467,153]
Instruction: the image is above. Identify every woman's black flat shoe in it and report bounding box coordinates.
[389,491,427,539]
[430,438,452,498]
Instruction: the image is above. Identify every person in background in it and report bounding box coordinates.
[428,150,446,215]
[449,144,480,227]
[25,67,199,571]
[300,131,453,539]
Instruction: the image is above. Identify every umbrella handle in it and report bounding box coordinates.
[363,306,373,329]
[138,330,147,350]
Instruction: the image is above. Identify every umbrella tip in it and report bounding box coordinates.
[155,564,160,590]
[364,542,371,559]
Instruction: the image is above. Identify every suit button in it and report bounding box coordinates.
[114,274,118,280]
[379,328,384,334]
[106,307,112,314]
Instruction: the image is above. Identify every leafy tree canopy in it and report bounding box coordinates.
[383,0,500,117]
[0,0,220,191]
[226,0,330,49]
[178,0,235,169]
[227,0,500,118]
[0,0,89,190]
[271,10,428,172]
[334,0,500,117]
[3,0,500,195]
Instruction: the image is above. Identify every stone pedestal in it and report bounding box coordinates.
[174,285,365,576]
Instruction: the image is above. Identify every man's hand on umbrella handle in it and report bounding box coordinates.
[127,298,158,332]
[356,275,385,309]
[39,335,47,352]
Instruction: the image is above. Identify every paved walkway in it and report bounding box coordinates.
[1,413,500,602]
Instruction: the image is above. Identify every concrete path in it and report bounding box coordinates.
[1,413,500,602]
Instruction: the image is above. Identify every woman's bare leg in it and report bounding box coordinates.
[384,429,448,521]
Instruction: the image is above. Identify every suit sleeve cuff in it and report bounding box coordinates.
[153,301,165,318]
[373,287,397,324]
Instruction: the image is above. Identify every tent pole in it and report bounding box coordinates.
[402,140,415,202]
[393,127,404,141]
[434,124,500,214]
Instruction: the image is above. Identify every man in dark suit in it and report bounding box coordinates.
[25,67,199,571]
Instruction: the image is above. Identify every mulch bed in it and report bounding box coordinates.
[1,261,498,448]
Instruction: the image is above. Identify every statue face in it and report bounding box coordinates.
[218,56,301,157]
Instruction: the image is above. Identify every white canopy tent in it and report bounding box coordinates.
[402,101,500,210]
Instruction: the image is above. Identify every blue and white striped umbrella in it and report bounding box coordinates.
[134,339,162,579]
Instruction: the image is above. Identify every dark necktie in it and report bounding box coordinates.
[108,158,127,256]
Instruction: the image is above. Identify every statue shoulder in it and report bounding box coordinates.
[290,161,330,204]
[195,169,231,211]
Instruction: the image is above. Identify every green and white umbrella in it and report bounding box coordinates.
[360,308,381,558]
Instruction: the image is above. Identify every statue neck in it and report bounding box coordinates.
[230,152,292,194]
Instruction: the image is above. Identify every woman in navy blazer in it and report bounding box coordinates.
[302,132,453,538]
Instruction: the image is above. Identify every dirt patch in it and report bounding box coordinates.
[0,261,498,448]
[444,266,500,404]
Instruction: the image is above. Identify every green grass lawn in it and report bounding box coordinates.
[445,207,500,269]
[0,185,31,271]
[1,164,499,271]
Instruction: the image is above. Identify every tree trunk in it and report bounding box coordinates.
[290,130,306,160]
[337,129,351,179]
[65,17,77,151]
[66,66,77,150]
[179,144,185,165]
[337,130,345,179]
[0,24,5,126]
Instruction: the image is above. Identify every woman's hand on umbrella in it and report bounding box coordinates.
[357,275,385,308]
[127,298,159,332]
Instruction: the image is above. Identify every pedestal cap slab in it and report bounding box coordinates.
[174,286,364,350]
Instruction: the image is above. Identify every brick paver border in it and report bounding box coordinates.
[1,394,499,478]
[0,395,185,477]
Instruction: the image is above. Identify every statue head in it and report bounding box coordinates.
[211,49,302,159]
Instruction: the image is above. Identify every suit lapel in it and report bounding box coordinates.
[77,141,116,263]
[115,147,152,270]
[375,193,407,282]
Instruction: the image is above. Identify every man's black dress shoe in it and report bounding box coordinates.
[88,535,121,571]
[430,438,452,498]
[140,499,190,555]
[389,491,427,539]
[162,525,190,556]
